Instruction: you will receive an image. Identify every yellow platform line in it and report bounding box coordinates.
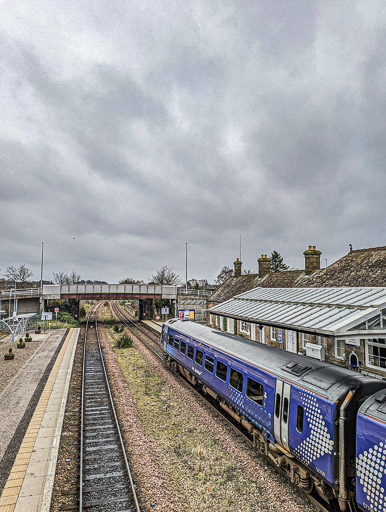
[0,329,76,512]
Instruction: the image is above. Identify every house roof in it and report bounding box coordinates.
[209,287,386,335]
[207,270,306,304]
[208,246,386,306]
[297,246,386,287]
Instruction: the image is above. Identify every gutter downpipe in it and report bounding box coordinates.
[338,389,355,512]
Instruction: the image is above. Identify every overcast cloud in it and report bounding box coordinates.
[1,1,385,283]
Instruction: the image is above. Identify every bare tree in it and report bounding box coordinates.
[119,277,145,284]
[4,264,33,288]
[53,270,82,284]
[52,271,69,284]
[151,266,180,286]
[215,266,233,285]
[68,270,81,284]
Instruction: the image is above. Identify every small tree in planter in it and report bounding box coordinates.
[4,348,14,360]
[35,325,41,334]
[25,333,32,342]
[17,339,25,349]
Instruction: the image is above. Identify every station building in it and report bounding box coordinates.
[207,245,386,378]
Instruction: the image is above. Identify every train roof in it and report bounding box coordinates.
[358,389,386,423]
[165,319,386,401]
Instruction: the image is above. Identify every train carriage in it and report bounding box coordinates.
[356,389,386,512]
[161,319,386,511]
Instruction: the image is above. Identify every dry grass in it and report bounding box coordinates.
[114,346,270,512]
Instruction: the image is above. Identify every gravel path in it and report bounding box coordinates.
[0,329,68,494]
[99,311,317,512]
[0,332,54,395]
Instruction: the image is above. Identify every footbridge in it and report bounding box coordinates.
[42,284,177,300]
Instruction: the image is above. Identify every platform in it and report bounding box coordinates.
[142,319,163,334]
[0,328,80,512]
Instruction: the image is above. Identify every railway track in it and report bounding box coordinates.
[79,304,141,512]
[110,302,333,512]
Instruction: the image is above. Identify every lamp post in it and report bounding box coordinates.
[40,242,44,312]
[185,242,188,294]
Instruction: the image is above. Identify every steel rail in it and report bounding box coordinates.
[79,303,141,512]
[110,304,333,512]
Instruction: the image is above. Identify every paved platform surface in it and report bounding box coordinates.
[142,319,163,334]
[0,328,80,512]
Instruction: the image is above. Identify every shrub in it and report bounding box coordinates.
[104,316,116,326]
[113,324,124,333]
[58,312,79,326]
[116,334,133,348]
[79,306,86,318]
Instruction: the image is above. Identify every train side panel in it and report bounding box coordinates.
[356,395,386,512]
[289,387,336,486]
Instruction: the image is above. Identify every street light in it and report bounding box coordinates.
[185,242,188,294]
[40,242,44,312]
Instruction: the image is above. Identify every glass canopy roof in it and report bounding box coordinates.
[210,287,386,334]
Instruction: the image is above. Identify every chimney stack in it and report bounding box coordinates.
[303,245,322,275]
[258,254,271,279]
[234,258,242,277]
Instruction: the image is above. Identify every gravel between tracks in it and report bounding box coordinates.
[100,311,317,512]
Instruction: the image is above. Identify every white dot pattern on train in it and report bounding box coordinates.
[292,391,334,465]
[357,442,386,512]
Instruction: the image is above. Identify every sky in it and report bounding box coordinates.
[1,1,385,284]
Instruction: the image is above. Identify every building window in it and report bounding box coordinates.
[215,315,219,327]
[246,378,264,405]
[229,368,243,392]
[209,314,213,325]
[334,339,345,360]
[366,339,386,369]
[301,332,317,349]
[240,321,250,334]
[317,336,328,352]
[270,327,276,341]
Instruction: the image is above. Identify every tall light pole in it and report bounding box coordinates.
[40,242,44,312]
[185,242,188,294]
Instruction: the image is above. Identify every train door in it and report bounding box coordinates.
[273,380,291,450]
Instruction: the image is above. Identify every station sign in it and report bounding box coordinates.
[42,312,53,320]
[161,307,169,315]
[54,308,59,313]
[178,309,195,321]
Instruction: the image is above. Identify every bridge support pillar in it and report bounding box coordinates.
[138,299,153,320]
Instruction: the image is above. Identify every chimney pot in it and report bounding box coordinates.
[234,258,242,278]
[258,254,271,279]
[304,245,322,275]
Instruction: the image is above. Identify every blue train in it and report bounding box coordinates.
[161,319,386,512]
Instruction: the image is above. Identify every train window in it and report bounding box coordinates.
[246,378,264,405]
[229,368,243,392]
[283,397,289,424]
[187,345,194,360]
[204,355,214,373]
[195,350,204,366]
[180,340,187,354]
[168,335,174,346]
[275,393,281,418]
[296,406,304,433]
[174,338,180,350]
[216,361,228,382]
